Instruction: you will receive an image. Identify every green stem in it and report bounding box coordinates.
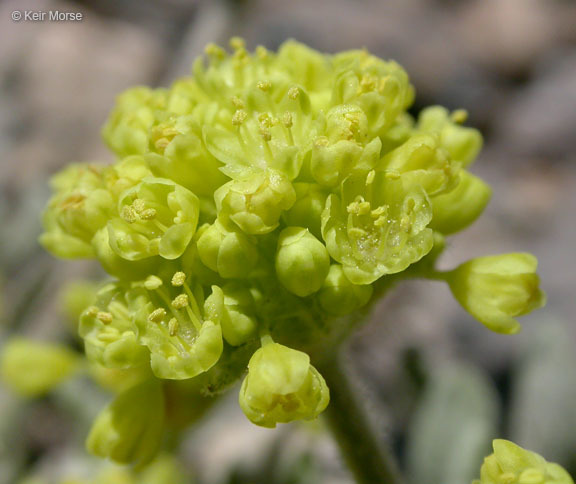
[316,353,403,484]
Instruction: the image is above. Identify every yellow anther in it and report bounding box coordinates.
[231,96,245,109]
[451,109,468,124]
[371,206,386,218]
[139,208,157,220]
[204,43,225,59]
[132,199,146,213]
[96,311,113,325]
[288,87,300,99]
[366,170,376,185]
[229,37,245,51]
[120,205,138,223]
[144,275,163,291]
[171,271,186,287]
[232,109,248,126]
[259,128,272,141]
[256,80,271,92]
[149,308,167,323]
[349,227,367,238]
[85,306,99,317]
[258,112,273,128]
[385,171,401,180]
[282,112,293,128]
[168,318,179,337]
[172,294,189,309]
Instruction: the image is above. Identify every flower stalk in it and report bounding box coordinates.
[316,352,403,484]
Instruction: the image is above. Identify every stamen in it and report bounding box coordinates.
[144,275,163,291]
[287,87,300,100]
[172,294,189,309]
[149,308,167,323]
[132,199,146,213]
[231,96,245,109]
[152,219,169,233]
[85,306,99,317]
[258,112,273,128]
[96,311,113,325]
[374,215,388,227]
[385,171,401,180]
[232,109,248,126]
[121,205,138,223]
[357,201,371,215]
[451,109,468,124]
[168,318,179,337]
[171,272,186,287]
[256,80,271,92]
[366,170,376,185]
[282,112,293,128]
[204,43,225,59]
[140,208,157,220]
[260,128,272,142]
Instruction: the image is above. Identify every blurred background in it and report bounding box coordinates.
[1,0,575,483]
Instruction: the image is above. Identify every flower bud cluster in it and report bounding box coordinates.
[38,39,545,464]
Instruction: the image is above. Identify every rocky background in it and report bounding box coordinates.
[1,0,575,483]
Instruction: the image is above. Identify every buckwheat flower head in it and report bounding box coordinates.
[473,440,574,484]
[36,39,546,461]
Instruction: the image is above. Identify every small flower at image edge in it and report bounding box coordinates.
[473,439,574,484]
[0,339,80,397]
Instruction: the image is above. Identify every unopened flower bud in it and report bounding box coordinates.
[275,227,330,297]
[239,341,329,428]
[204,284,258,346]
[317,265,373,316]
[283,183,328,240]
[196,221,258,278]
[446,253,546,334]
